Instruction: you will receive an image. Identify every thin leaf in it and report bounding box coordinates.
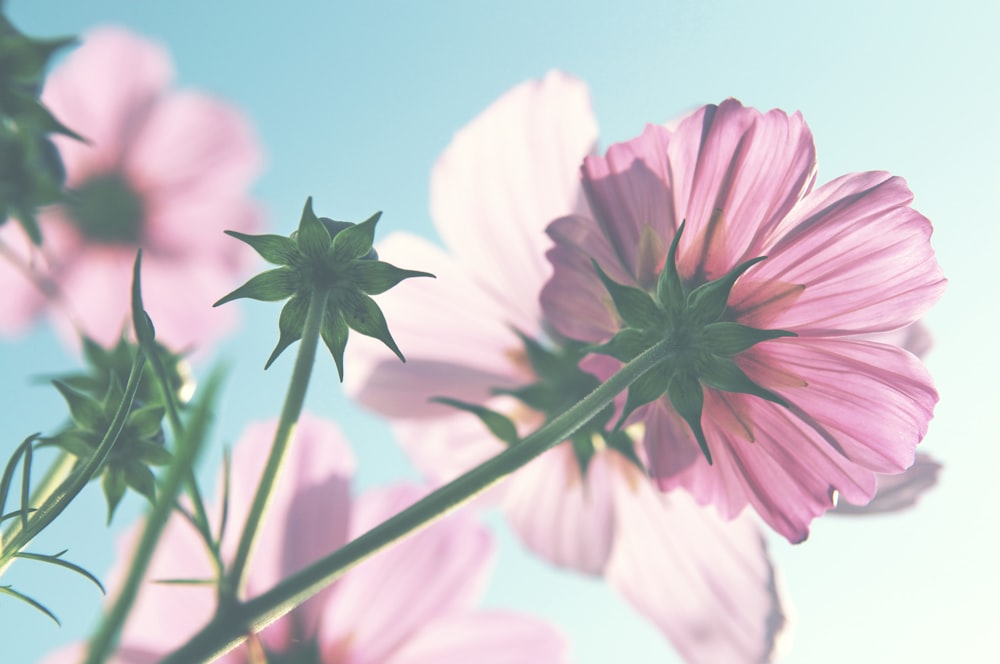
[1,434,38,517]
[0,585,60,625]
[213,268,298,307]
[19,439,33,530]
[14,550,105,594]
[130,250,156,346]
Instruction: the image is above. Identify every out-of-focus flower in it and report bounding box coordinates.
[542,99,946,542]
[0,26,262,352]
[44,414,568,663]
[347,72,790,663]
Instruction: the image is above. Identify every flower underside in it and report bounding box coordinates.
[435,330,642,477]
[215,197,434,379]
[64,172,145,244]
[593,219,796,464]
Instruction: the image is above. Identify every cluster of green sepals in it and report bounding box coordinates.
[0,3,81,244]
[435,330,643,476]
[592,221,796,464]
[42,336,191,522]
[215,197,434,379]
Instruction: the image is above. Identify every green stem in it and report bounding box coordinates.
[83,368,225,664]
[163,337,671,663]
[221,289,329,604]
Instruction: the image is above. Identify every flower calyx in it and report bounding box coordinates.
[593,220,796,464]
[215,197,434,379]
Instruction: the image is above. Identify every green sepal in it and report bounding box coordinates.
[698,355,789,407]
[592,259,662,329]
[40,431,92,458]
[0,434,38,517]
[102,466,127,524]
[295,197,331,260]
[655,220,686,313]
[320,309,349,381]
[686,255,766,326]
[214,268,298,306]
[701,322,797,356]
[431,397,520,447]
[125,405,166,439]
[223,231,299,266]
[604,429,646,473]
[340,291,404,362]
[666,371,712,464]
[594,328,659,363]
[130,439,172,466]
[123,460,157,504]
[265,296,308,369]
[52,380,103,430]
[511,329,558,376]
[331,211,381,260]
[615,366,672,430]
[352,260,434,295]
[570,432,596,475]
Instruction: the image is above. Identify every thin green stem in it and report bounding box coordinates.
[221,289,329,605]
[0,351,145,574]
[83,368,225,664]
[163,337,671,663]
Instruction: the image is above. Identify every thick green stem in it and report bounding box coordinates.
[221,289,329,604]
[163,337,671,663]
[83,368,225,664]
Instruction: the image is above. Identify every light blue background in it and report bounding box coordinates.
[2,1,997,662]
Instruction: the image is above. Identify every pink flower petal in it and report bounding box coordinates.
[741,337,938,473]
[606,466,789,664]
[665,100,817,281]
[0,224,49,333]
[391,411,507,485]
[834,452,942,515]
[344,233,527,418]
[502,444,616,574]
[43,27,174,182]
[319,485,493,662]
[431,70,598,331]
[128,91,263,259]
[384,612,570,664]
[541,214,630,342]
[732,172,946,335]
[580,123,674,285]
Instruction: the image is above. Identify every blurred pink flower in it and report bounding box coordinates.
[346,72,790,663]
[542,100,946,542]
[0,26,262,352]
[44,414,567,663]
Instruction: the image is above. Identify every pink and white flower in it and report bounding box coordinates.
[0,26,262,353]
[44,414,567,663]
[541,100,946,542]
[347,72,791,663]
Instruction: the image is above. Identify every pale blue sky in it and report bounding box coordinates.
[2,1,998,662]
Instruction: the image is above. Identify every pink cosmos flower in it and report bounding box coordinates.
[0,26,262,352]
[44,413,567,663]
[541,99,946,543]
[346,72,790,663]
